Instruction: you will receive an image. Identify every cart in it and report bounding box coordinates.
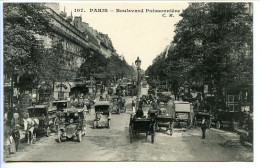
[93,101,111,129]
[173,101,194,129]
[129,115,155,143]
[27,105,57,136]
[155,108,174,135]
[56,108,86,143]
[110,97,126,114]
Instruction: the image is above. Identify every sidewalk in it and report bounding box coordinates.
[211,128,241,146]
[3,123,26,155]
[211,127,253,147]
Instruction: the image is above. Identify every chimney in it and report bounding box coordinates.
[74,16,83,31]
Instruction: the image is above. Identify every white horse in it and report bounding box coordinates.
[23,118,39,144]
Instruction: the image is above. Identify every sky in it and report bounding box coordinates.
[60,2,189,70]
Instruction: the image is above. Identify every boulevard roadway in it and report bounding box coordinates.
[4,87,253,162]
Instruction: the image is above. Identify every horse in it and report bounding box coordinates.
[23,118,39,144]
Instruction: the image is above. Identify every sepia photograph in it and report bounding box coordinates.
[1,0,254,163]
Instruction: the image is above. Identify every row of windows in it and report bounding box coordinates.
[64,41,81,53]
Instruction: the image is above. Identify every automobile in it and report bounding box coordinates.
[51,100,72,112]
[172,101,194,129]
[71,101,89,114]
[193,111,213,128]
[155,108,174,135]
[107,87,114,95]
[211,110,238,130]
[27,105,57,136]
[157,92,171,105]
[110,97,126,114]
[126,83,137,96]
[56,108,87,142]
[129,114,155,143]
[93,101,111,129]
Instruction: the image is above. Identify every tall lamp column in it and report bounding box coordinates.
[135,57,142,101]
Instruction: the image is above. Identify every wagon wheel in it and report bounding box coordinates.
[46,126,50,137]
[155,123,159,131]
[107,120,111,129]
[151,125,155,144]
[57,130,61,143]
[77,130,82,142]
[129,126,133,143]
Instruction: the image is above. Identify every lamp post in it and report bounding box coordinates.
[135,57,142,99]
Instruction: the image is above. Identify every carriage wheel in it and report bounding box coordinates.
[151,133,154,144]
[57,130,61,143]
[151,125,155,143]
[77,130,82,142]
[46,127,50,137]
[107,120,111,129]
[155,123,159,131]
[129,127,133,143]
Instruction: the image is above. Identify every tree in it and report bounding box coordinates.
[4,3,52,124]
[146,3,253,104]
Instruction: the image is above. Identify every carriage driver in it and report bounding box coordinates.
[135,107,144,118]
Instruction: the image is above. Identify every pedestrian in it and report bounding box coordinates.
[193,100,200,112]
[201,117,207,139]
[13,112,20,126]
[139,98,143,108]
[123,89,126,97]
[132,99,136,113]
[11,124,20,152]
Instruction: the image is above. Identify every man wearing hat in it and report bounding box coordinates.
[11,124,21,152]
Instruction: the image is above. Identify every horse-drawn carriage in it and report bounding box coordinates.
[129,114,156,143]
[56,107,87,142]
[25,105,57,136]
[110,97,126,114]
[23,105,57,144]
[93,101,111,129]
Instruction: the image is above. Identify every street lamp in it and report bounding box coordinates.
[135,57,142,99]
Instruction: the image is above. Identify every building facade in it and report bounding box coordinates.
[4,3,118,111]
